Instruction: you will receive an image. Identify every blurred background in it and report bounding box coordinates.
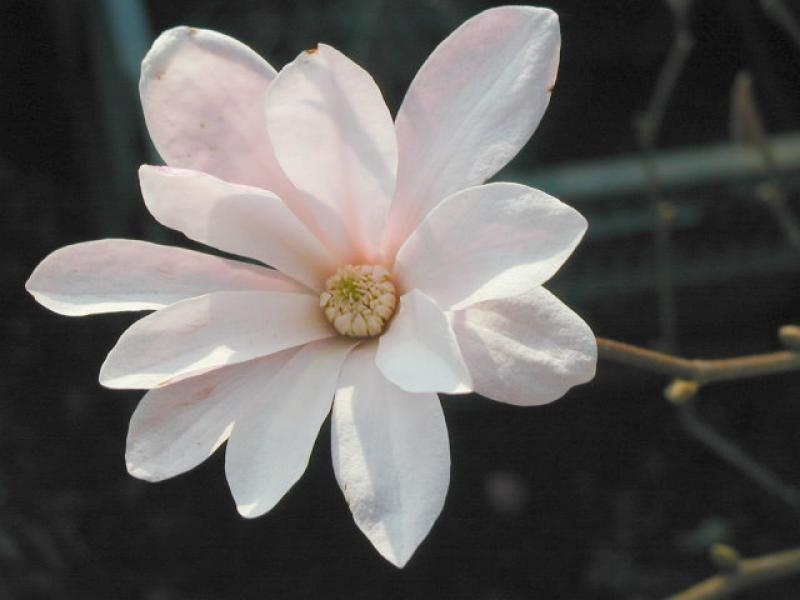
[4,0,800,598]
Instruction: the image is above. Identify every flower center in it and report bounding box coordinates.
[319,264,397,337]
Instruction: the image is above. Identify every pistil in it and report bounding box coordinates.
[320,264,397,337]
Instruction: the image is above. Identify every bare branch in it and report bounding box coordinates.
[596,335,800,387]
[636,27,694,149]
[677,403,800,515]
[665,546,800,600]
[761,0,800,51]
[598,332,800,514]
[634,0,695,351]
[730,70,800,250]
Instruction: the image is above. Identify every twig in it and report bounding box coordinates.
[665,546,800,600]
[637,30,694,148]
[730,70,800,250]
[635,1,694,352]
[677,403,800,515]
[598,332,800,515]
[761,0,800,52]
[596,336,800,387]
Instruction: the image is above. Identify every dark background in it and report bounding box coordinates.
[3,0,800,598]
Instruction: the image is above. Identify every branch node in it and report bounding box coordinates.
[665,378,699,404]
[710,543,741,573]
[778,325,800,351]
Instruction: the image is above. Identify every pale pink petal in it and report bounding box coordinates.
[140,26,314,228]
[395,183,586,310]
[265,44,397,263]
[450,287,596,406]
[99,291,334,389]
[332,342,449,567]
[25,239,304,316]
[126,348,296,482]
[140,166,337,291]
[384,6,560,256]
[225,338,356,518]
[375,289,471,394]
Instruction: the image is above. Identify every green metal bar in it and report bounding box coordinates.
[99,0,159,165]
[100,0,152,86]
[508,132,800,201]
[94,0,163,239]
[553,245,800,302]
[587,203,702,240]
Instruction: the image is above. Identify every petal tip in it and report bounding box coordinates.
[140,26,193,85]
[448,382,473,395]
[126,460,160,482]
[24,275,46,307]
[98,356,145,390]
[24,269,37,294]
[365,531,425,569]
[141,26,274,92]
[234,500,266,519]
[383,551,411,569]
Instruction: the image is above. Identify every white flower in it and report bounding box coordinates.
[26,6,596,566]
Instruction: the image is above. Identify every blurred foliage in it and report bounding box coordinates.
[3,0,800,598]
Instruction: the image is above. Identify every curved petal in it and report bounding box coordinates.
[395,183,586,310]
[126,348,296,482]
[332,342,449,567]
[99,291,334,389]
[450,287,596,406]
[376,289,471,394]
[139,26,314,227]
[225,338,356,518]
[140,166,337,291]
[265,44,397,263]
[384,6,560,256]
[26,239,305,316]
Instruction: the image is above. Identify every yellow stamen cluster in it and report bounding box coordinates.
[320,264,397,337]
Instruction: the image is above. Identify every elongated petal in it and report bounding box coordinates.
[395,183,586,310]
[26,239,304,316]
[140,26,309,224]
[265,44,397,263]
[333,343,449,567]
[140,166,337,291]
[225,338,356,518]
[450,287,596,406]
[126,348,296,481]
[100,291,333,389]
[384,6,560,255]
[376,289,471,394]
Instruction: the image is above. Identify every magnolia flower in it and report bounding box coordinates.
[26,6,596,566]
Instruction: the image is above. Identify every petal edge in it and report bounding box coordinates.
[333,343,449,567]
[450,287,597,406]
[385,6,560,255]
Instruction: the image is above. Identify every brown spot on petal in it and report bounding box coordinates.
[342,484,351,505]
[304,46,318,55]
[187,27,198,35]
[547,82,556,92]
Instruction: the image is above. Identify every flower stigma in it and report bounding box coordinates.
[320,264,397,337]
